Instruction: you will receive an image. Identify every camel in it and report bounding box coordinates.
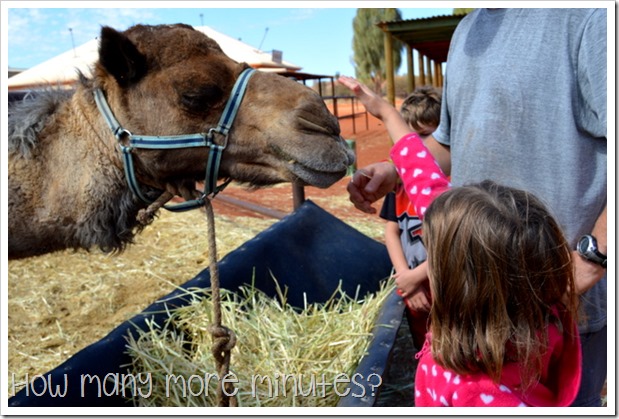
[8,24,355,259]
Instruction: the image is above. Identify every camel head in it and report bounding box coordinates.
[93,24,355,197]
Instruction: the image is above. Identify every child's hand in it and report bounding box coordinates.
[401,282,432,312]
[338,75,413,144]
[394,267,423,297]
[337,76,389,119]
[394,263,428,295]
[393,264,432,312]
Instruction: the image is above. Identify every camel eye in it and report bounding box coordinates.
[179,85,223,112]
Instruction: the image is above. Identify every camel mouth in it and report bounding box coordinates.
[283,140,356,188]
[288,162,349,188]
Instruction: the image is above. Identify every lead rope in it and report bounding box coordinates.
[204,198,238,407]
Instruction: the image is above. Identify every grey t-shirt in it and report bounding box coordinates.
[433,8,607,333]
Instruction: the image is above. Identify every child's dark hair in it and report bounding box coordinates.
[422,180,578,392]
[400,85,442,132]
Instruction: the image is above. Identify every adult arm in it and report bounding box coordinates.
[347,162,399,214]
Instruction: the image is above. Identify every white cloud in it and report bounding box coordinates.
[7,7,166,67]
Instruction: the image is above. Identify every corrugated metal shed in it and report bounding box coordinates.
[378,14,466,63]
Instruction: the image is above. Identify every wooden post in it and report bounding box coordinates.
[406,45,414,92]
[417,52,425,86]
[384,32,395,106]
[351,97,357,134]
[425,56,433,86]
[434,62,443,87]
[292,184,305,210]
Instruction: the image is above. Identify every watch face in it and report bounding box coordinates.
[578,236,591,254]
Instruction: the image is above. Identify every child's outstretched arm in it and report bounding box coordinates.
[338,76,412,143]
[338,76,450,219]
[390,134,451,219]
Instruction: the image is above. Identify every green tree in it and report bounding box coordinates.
[453,8,475,15]
[352,8,403,93]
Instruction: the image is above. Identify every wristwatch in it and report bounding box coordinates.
[577,235,607,268]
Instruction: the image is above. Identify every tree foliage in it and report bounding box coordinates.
[453,8,475,15]
[352,8,403,92]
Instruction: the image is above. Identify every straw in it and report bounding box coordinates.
[124,279,395,407]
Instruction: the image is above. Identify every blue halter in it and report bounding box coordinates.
[93,68,255,212]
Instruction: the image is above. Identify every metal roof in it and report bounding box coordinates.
[377,14,467,63]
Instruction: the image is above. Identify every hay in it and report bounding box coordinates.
[124,280,395,407]
[7,209,277,391]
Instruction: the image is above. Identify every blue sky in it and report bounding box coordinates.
[5,2,455,77]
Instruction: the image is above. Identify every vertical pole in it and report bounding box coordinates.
[292,184,305,209]
[435,62,443,87]
[345,139,357,177]
[384,32,395,106]
[417,52,425,86]
[351,98,357,134]
[426,56,433,86]
[406,45,414,92]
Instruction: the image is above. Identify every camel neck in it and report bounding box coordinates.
[74,88,125,173]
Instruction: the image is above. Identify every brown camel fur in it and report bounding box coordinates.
[8,24,354,259]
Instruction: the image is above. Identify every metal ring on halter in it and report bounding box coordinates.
[208,128,229,149]
[114,127,132,142]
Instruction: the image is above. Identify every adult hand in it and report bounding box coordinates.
[347,161,398,214]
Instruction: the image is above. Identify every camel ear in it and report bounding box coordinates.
[98,26,147,87]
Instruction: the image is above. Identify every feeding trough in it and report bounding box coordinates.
[9,201,411,408]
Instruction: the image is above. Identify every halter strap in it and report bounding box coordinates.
[93,68,255,211]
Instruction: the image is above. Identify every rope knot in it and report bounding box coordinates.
[207,324,237,362]
[207,323,238,407]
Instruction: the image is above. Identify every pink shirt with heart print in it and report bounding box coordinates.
[389,132,451,221]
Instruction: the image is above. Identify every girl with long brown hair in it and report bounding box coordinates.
[339,75,581,407]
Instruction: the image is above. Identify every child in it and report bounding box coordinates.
[339,75,581,406]
[378,86,441,349]
[398,86,442,139]
[414,180,581,406]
